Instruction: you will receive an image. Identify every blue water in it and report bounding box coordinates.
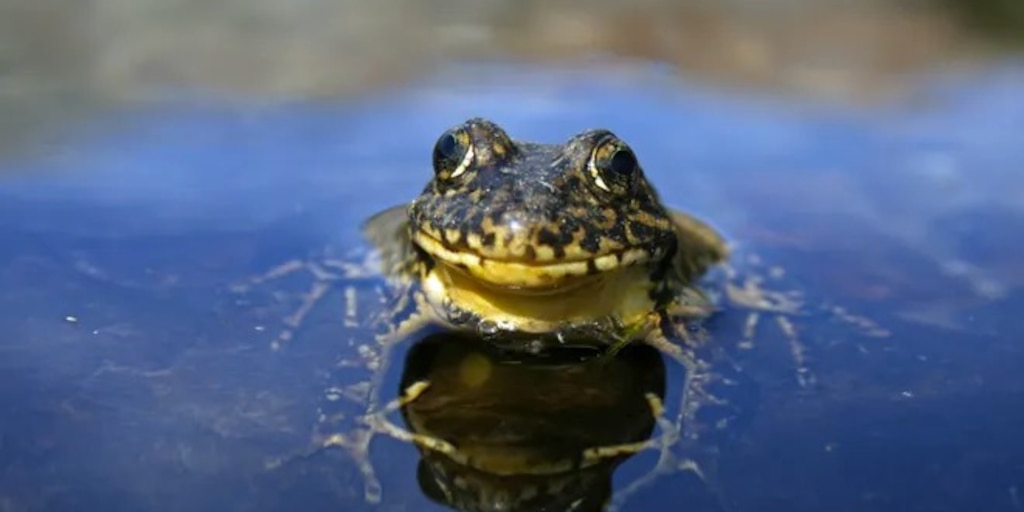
[0,62,1022,512]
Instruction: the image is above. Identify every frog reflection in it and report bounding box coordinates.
[366,332,669,512]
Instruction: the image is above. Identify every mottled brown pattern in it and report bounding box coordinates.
[408,117,678,266]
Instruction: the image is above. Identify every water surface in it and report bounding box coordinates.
[0,64,1022,512]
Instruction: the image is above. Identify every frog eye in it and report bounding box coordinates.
[588,141,638,195]
[432,129,475,181]
[608,148,638,176]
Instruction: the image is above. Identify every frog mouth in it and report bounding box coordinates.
[412,229,654,290]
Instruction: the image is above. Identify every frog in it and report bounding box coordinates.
[329,119,735,466]
[237,117,886,504]
[360,117,730,358]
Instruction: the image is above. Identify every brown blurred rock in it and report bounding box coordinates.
[0,0,1016,161]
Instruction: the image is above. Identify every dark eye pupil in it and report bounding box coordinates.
[434,133,460,162]
[608,149,636,175]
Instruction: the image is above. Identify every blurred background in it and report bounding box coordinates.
[1,0,1022,161]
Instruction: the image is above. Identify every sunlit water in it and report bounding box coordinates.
[1,63,1023,512]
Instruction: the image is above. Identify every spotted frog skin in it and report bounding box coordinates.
[365,117,728,353]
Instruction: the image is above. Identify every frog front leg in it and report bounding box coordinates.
[608,307,730,511]
[641,311,725,443]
